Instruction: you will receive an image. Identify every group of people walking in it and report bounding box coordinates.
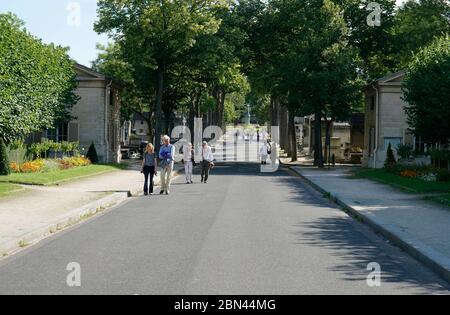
[141,135,215,196]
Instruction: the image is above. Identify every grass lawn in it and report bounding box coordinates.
[0,183,23,197]
[424,194,450,207]
[353,168,450,193]
[0,164,127,186]
[353,168,450,207]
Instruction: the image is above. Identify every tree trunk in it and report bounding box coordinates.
[279,105,289,153]
[219,91,226,132]
[324,119,332,166]
[271,96,279,127]
[289,112,297,162]
[154,65,164,154]
[314,111,324,168]
[146,117,153,143]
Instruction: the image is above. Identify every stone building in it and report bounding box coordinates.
[27,63,123,163]
[363,70,416,168]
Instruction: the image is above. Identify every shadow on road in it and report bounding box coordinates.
[294,216,450,293]
[270,170,450,293]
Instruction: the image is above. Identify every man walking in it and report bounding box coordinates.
[201,141,214,184]
[159,135,175,195]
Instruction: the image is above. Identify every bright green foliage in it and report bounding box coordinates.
[0,13,79,143]
[403,36,450,143]
[95,0,228,147]
[391,0,450,70]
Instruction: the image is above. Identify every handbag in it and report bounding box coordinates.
[191,150,197,167]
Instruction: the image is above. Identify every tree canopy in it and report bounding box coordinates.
[403,36,450,143]
[0,13,78,143]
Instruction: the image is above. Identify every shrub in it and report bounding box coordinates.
[436,170,450,182]
[61,141,71,156]
[396,144,414,160]
[0,139,10,175]
[430,149,450,169]
[86,142,99,164]
[42,159,60,172]
[384,143,397,167]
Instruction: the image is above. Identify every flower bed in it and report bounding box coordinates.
[9,157,91,173]
[385,164,450,182]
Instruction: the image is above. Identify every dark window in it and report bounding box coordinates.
[110,90,114,106]
[370,96,375,111]
[415,136,426,154]
[46,123,68,142]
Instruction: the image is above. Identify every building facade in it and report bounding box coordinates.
[27,63,123,163]
[363,70,416,168]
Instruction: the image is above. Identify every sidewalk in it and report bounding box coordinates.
[0,161,181,257]
[290,166,450,283]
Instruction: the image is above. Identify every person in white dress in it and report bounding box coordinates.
[260,141,269,165]
[183,143,194,184]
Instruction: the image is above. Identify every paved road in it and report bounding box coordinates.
[0,164,448,295]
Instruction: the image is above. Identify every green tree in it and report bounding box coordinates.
[0,13,79,143]
[95,0,227,152]
[243,0,364,165]
[391,0,450,70]
[92,43,154,140]
[335,0,397,80]
[403,36,450,144]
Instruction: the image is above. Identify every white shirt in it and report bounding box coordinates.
[183,146,193,162]
[260,143,269,156]
[202,146,214,162]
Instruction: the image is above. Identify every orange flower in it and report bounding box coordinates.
[9,162,21,173]
[400,170,418,178]
[21,161,42,173]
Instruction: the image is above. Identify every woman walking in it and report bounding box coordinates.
[183,142,195,184]
[141,143,157,196]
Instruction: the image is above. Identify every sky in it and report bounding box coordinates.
[0,0,407,67]
[0,0,109,66]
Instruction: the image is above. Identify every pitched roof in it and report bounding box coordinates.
[74,63,106,79]
[375,70,406,84]
[365,70,406,91]
[74,63,123,86]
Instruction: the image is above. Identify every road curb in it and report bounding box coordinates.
[288,166,450,285]
[0,169,181,258]
[0,192,129,258]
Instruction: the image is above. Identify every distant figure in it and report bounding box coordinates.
[183,142,195,184]
[141,143,157,195]
[158,135,175,195]
[201,141,214,184]
[260,141,269,165]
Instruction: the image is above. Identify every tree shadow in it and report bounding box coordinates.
[272,172,450,293]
